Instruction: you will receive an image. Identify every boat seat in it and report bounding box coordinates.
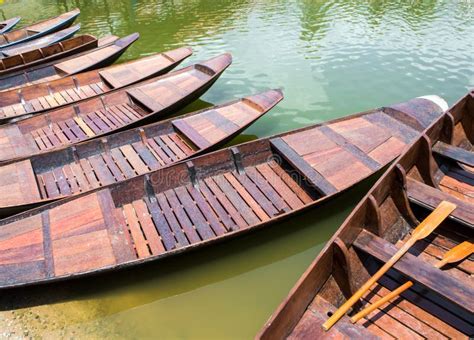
[99,70,124,89]
[433,141,474,167]
[406,178,473,227]
[126,88,163,112]
[353,229,474,315]
[269,137,338,196]
[172,119,210,149]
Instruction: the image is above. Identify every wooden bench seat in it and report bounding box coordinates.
[353,229,474,314]
[406,177,474,226]
[433,141,474,167]
[270,137,337,195]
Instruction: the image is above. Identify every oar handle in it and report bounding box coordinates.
[350,281,413,323]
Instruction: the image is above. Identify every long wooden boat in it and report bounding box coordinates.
[257,91,473,339]
[0,95,448,289]
[0,53,231,163]
[0,34,100,76]
[0,33,138,91]
[0,46,192,123]
[0,9,80,49]
[0,25,82,58]
[0,90,282,217]
[0,17,21,34]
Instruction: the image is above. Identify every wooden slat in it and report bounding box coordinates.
[173,119,211,149]
[154,193,190,247]
[433,141,474,167]
[145,196,176,251]
[123,203,150,258]
[270,137,337,195]
[354,230,474,313]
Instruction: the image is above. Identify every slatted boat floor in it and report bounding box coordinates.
[0,53,232,163]
[0,95,448,289]
[0,46,192,122]
[0,33,138,92]
[257,91,474,340]
[0,90,280,214]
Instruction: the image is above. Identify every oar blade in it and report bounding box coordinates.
[412,201,456,239]
[439,240,474,266]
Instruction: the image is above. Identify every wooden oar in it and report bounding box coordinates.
[322,200,456,331]
[350,240,473,323]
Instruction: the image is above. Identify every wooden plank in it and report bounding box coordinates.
[79,158,100,188]
[270,137,337,195]
[102,153,125,182]
[268,161,314,204]
[41,211,54,278]
[161,134,187,159]
[187,185,226,236]
[52,168,71,195]
[354,230,474,314]
[42,171,60,198]
[120,145,149,175]
[154,136,178,161]
[132,199,166,255]
[69,162,92,191]
[88,155,115,186]
[123,203,150,258]
[132,142,161,171]
[154,193,190,247]
[173,119,211,149]
[245,167,290,213]
[203,177,248,229]
[174,186,215,240]
[319,125,381,171]
[256,163,304,210]
[234,172,279,217]
[62,164,80,193]
[96,190,136,263]
[145,197,177,250]
[110,148,136,178]
[224,173,270,221]
[74,116,96,138]
[433,141,474,167]
[195,181,237,232]
[407,178,473,226]
[164,189,202,243]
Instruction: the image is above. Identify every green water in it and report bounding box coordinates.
[0,0,472,338]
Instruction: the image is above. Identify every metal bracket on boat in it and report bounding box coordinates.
[186,161,199,188]
[46,84,54,97]
[144,174,157,201]
[138,128,147,145]
[73,104,81,117]
[100,137,110,154]
[71,146,80,163]
[17,89,26,105]
[231,147,245,175]
[100,96,108,113]
[45,113,53,130]
[72,76,81,93]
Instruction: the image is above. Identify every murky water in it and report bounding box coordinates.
[0,0,472,338]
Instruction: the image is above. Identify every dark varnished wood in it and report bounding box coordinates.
[0,33,139,91]
[258,91,473,339]
[0,9,79,49]
[0,46,192,122]
[0,94,448,290]
[0,25,82,58]
[0,53,230,164]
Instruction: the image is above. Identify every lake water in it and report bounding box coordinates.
[0,0,472,338]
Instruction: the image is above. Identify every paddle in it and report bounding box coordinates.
[322,200,456,331]
[350,240,473,323]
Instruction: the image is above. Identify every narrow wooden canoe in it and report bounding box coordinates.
[0,17,21,34]
[0,34,100,76]
[0,33,139,91]
[0,9,80,49]
[0,95,448,289]
[0,90,282,217]
[0,25,82,58]
[257,91,473,340]
[0,53,231,163]
[0,46,192,122]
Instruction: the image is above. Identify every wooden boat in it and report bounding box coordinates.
[0,53,231,163]
[0,95,448,289]
[257,91,473,339]
[0,46,192,123]
[0,34,100,76]
[0,17,21,34]
[0,33,139,91]
[0,90,281,217]
[0,9,80,49]
[0,25,82,58]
